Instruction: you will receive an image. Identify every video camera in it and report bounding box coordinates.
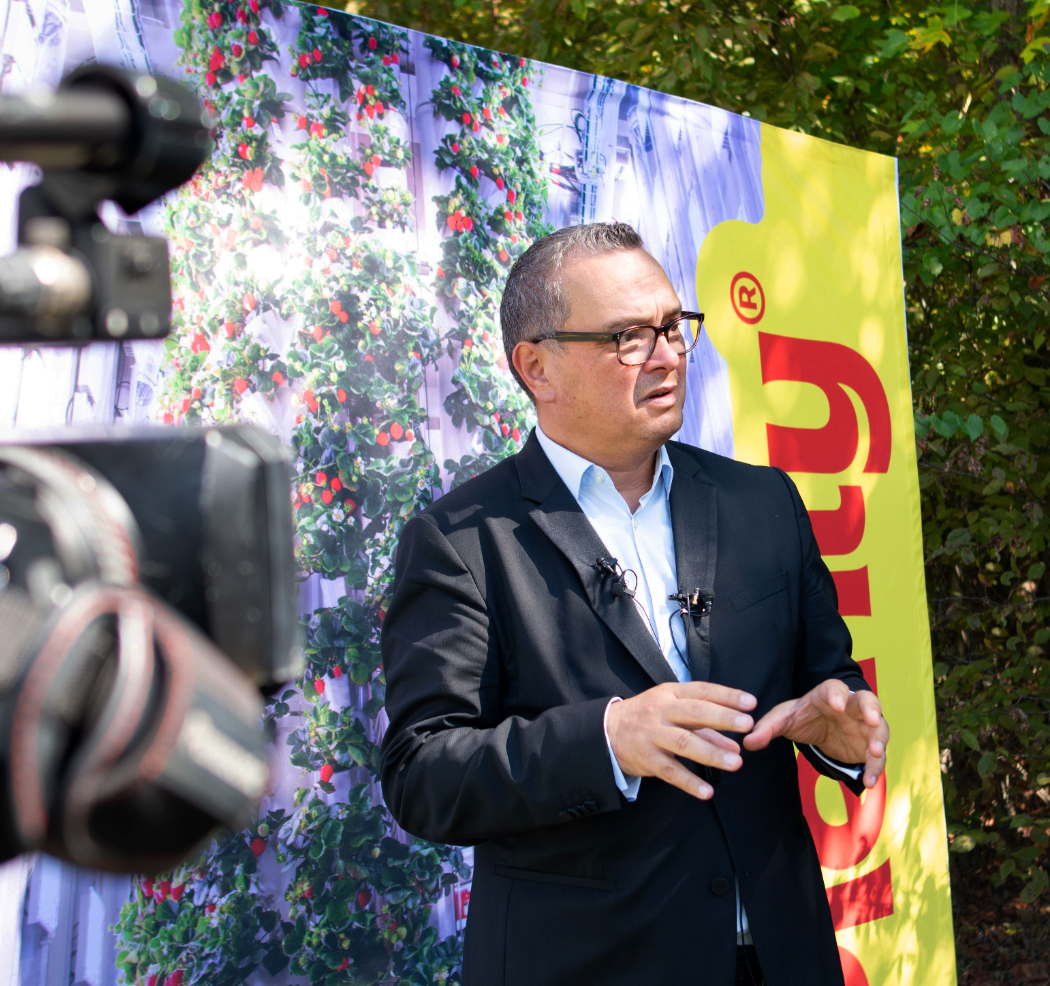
[0,67,301,874]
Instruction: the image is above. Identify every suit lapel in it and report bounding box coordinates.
[515,433,677,688]
[666,443,718,682]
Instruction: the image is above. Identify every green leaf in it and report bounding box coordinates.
[1019,867,1048,903]
[977,750,997,779]
[960,728,981,751]
[962,414,984,440]
[989,414,1008,439]
[830,5,861,20]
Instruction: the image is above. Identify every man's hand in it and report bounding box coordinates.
[606,682,757,800]
[742,679,889,788]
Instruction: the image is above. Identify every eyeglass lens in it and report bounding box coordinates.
[617,316,701,366]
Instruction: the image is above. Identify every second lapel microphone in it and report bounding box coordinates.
[595,557,636,598]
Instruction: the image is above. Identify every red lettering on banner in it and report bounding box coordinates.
[827,859,894,930]
[799,757,885,869]
[799,660,892,936]
[838,947,871,986]
[830,568,871,617]
[454,886,471,922]
[759,334,892,474]
[810,485,865,556]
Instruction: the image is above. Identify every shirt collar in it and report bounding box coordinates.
[534,425,674,502]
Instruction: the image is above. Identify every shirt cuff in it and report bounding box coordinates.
[808,744,863,781]
[604,697,642,801]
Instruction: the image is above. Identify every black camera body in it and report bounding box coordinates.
[0,426,301,873]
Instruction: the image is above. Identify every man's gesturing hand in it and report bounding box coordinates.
[742,679,889,789]
[605,682,758,800]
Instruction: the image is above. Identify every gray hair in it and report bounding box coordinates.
[499,221,644,397]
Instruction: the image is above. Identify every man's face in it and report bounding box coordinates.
[515,247,687,462]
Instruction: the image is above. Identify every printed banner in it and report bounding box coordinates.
[0,2,953,984]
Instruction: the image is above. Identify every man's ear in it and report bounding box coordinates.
[512,341,557,404]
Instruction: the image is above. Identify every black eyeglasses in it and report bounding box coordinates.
[529,312,704,367]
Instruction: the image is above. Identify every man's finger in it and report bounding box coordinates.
[654,725,743,771]
[694,728,741,755]
[671,681,757,711]
[742,699,799,751]
[651,752,715,800]
[666,699,754,734]
[851,689,884,728]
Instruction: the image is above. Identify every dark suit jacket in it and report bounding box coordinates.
[379,433,868,986]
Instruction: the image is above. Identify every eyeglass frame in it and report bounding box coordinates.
[527,311,705,367]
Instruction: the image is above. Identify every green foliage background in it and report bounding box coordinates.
[339,0,1050,918]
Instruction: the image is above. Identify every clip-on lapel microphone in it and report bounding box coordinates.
[595,557,636,598]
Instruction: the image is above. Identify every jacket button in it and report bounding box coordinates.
[583,799,597,812]
[710,878,731,896]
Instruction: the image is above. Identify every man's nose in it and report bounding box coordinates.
[644,332,682,371]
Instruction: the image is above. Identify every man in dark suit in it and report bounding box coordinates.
[379,222,889,986]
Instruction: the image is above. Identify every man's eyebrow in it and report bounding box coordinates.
[601,306,683,332]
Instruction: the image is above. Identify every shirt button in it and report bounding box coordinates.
[709,878,731,896]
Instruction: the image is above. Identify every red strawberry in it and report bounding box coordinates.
[451,142,459,153]
[462,217,474,232]
[357,889,372,907]
[224,320,238,337]
[512,427,520,441]
[310,121,325,137]
[483,106,492,120]
[315,678,325,694]
[392,52,400,64]
[369,320,380,335]
[316,471,328,485]
[498,354,509,370]
[368,36,377,48]
[507,188,517,204]
[383,55,391,66]
[376,432,390,446]
[142,878,154,898]
[233,377,248,395]
[272,371,284,385]
[321,489,333,504]
[162,413,174,425]
[405,429,415,442]
[363,161,374,176]
[462,112,471,124]
[496,134,505,144]
[336,389,347,403]
[250,0,259,10]
[375,100,384,115]
[243,116,255,128]
[496,177,505,189]
[436,266,445,277]
[205,903,216,914]
[339,311,348,322]
[147,976,158,986]
[303,886,313,898]
[181,398,191,414]
[515,210,523,221]
[250,837,266,855]
[501,423,510,436]
[470,165,479,179]
[504,210,512,221]
[297,114,308,129]
[372,153,381,166]
[298,53,310,68]
[311,325,324,342]
[338,959,350,971]
[319,764,334,783]
[522,75,529,85]
[171,883,186,902]
[390,422,404,440]
[157,880,171,901]
[237,142,249,159]
[243,292,257,310]
[345,498,357,510]
[247,30,259,44]
[206,71,217,86]
[232,43,243,57]
[519,57,526,67]
[451,54,460,67]
[331,477,342,492]
[330,299,342,314]
[313,48,322,62]
[332,666,343,677]
[499,249,509,262]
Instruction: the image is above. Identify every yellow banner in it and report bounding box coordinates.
[699,125,956,986]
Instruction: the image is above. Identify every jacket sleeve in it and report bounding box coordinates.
[775,467,870,797]
[378,513,622,846]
